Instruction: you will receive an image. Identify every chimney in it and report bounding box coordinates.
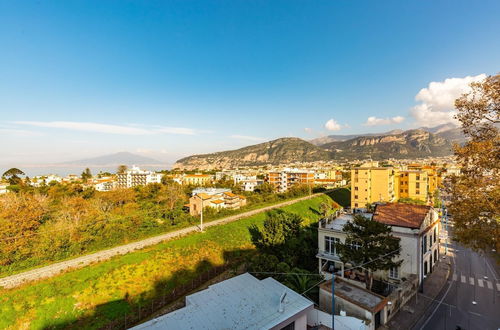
[278,291,287,313]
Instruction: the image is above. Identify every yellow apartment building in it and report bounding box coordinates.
[351,166,396,209]
[182,174,213,186]
[395,170,428,201]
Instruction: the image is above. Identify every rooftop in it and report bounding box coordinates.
[321,277,387,313]
[320,212,372,231]
[373,203,431,229]
[132,273,313,330]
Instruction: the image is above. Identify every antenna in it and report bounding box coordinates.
[278,291,287,313]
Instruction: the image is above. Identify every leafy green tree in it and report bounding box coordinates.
[319,202,331,218]
[81,168,92,182]
[337,215,401,291]
[254,182,275,194]
[283,267,320,301]
[117,165,128,174]
[2,168,25,185]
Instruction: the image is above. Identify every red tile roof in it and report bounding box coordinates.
[373,203,432,229]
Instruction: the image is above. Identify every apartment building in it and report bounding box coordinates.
[116,166,163,188]
[182,174,212,186]
[93,178,115,191]
[189,188,246,216]
[267,169,314,192]
[0,184,8,194]
[317,203,440,288]
[395,170,428,201]
[351,166,396,209]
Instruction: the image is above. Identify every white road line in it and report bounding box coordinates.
[469,277,474,285]
[486,281,493,290]
[485,257,499,281]
[461,275,466,283]
[477,279,484,287]
[452,274,457,281]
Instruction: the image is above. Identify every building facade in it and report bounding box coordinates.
[189,188,247,216]
[351,166,396,209]
[116,166,163,188]
[267,169,314,192]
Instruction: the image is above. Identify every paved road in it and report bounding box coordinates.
[414,226,500,330]
[0,192,325,289]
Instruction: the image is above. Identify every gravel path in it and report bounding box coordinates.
[0,192,324,289]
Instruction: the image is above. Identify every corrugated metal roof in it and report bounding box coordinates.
[131,273,313,330]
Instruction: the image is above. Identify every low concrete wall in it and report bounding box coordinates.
[385,274,419,321]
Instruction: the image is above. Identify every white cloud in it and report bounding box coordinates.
[0,128,44,137]
[324,118,343,131]
[410,74,486,127]
[230,134,266,142]
[363,116,405,126]
[304,127,312,133]
[13,121,200,135]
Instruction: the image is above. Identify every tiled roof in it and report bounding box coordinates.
[223,192,237,197]
[196,193,213,200]
[211,199,224,204]
[373,203,431,229]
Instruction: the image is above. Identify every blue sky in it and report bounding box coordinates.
[1,0,499,165]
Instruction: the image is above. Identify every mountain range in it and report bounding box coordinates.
[174,125,463,170]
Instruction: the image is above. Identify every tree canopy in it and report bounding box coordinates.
[449,73,499,254]
[2,168,25,185]
[337,214,401,290]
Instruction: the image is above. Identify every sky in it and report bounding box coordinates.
[1,0,499,166]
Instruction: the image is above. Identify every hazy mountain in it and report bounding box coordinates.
[418,124,465,143]
[309,129,404,145]
[321,129,454,160]
[173,137,332,170]
[61,152,162,166]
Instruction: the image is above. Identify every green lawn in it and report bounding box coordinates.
[0,194,335,330]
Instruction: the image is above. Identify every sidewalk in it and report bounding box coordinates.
[382,256,452,330]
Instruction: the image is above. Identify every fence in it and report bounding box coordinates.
[101,262,236,329]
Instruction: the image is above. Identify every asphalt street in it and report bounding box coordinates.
[414,226,500,330]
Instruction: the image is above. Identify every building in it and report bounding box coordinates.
[314,178,345,189]
[132,273,366,330]
[182,174,213,186]
[317,203,440,288]
[319,277,388,330]
[267,169,315,193]
[189,188,246,216]
[116,166,163,188]
[395,170,428,201]
[351,165,396,209]
[0,184,8,194]
[93,178,115,191]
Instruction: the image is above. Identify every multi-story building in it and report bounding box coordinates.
[395,170,428,201]
[189,188,247,216]
[317,203,440,288]
[351,165,396,209]
[0,184,8,194]
[93,178,115,191]
[116,166,163,188]
[182,174,213,186]
[267,168,315,192]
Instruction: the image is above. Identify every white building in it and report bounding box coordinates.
[132,273,365,330]
[93,178,115,191]
[31,174,63,187]
[0,184,8,194]
[317,203,440,288]
[116,166,163,188]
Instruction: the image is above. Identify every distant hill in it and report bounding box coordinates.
[61,152,162,166]
[309,129,403,145]
[173,137,332,170]
[174,129,455,169]
[321,129,454,160]
[418,123,466,143]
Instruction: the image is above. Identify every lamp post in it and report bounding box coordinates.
[197,195,204,232]
[332,272,335,330]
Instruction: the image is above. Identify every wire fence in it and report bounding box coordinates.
[101,262,236,330]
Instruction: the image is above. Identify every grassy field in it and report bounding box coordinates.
[0,192,342,330]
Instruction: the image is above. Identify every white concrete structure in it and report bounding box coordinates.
[317,204,440,288]
[0,184,8,194]
[132,273,313,330]
[116,166,163,188]
[94,178,115,191]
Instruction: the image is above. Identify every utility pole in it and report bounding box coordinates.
[198,195,204,232]
[331,272,335,330]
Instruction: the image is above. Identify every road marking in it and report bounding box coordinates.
[486,281,493,290]
[461,275,466,283]
[452,274,457,281]
[477,279,483,287]
[469,277,474,285]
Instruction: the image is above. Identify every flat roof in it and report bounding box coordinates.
[322,213,372,231]
[321,278,387,313]
[132,273,313,330]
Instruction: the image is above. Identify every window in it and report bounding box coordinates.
[416,182,420,189]
[416,190,420,195]
[389,266,399,279]
[355,186,358,191]
[280,321,295,330]
[354,195,359,199]
[325,236,340,256]
[422,235,427,254]
[416,175,420,180]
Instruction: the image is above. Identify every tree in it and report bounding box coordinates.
[117,165,128,174]
[81,168,92,182]
[337,215,401,291]
[2,168,25,185]
[449,73,500,253]
[254,182,275,194]
[319,202,331,218]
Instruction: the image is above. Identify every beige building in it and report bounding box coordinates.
[395,170,428,201]
[189,188,246,216]
[351,166,396,209]
[182,174,213,186]
[267,169,314,192]
[317,203,440,288]
[116,166,163,188]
